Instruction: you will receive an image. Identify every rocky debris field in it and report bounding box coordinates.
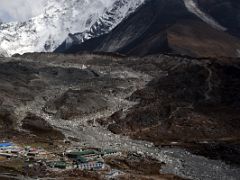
[0,53,239,179]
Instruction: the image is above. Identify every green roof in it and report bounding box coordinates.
[67,150,99,156]
[54,161,66,169]
[76,156,87,163]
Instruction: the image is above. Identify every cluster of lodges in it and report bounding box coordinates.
[0,141,122,172]
[49,148,121,171]
[0,141,48,160]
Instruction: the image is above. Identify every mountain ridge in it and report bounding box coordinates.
[63,0,240,57]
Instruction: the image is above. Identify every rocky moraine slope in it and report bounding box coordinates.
[0,53,239,179]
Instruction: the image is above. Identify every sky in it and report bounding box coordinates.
[0,0,46,22]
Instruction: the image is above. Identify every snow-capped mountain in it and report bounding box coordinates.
[0,0,145,56]
[57,0,231,53]
[55,0,145,52]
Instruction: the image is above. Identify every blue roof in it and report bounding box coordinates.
[0,142,14,147]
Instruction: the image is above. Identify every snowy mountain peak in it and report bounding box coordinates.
[0,0,144,56]
[56,0,145,52]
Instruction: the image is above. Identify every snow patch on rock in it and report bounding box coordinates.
[183,0,227,31]
[237,49,240,57]
[0,48,8,57]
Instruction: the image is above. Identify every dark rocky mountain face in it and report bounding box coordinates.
[62,0,240,57]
